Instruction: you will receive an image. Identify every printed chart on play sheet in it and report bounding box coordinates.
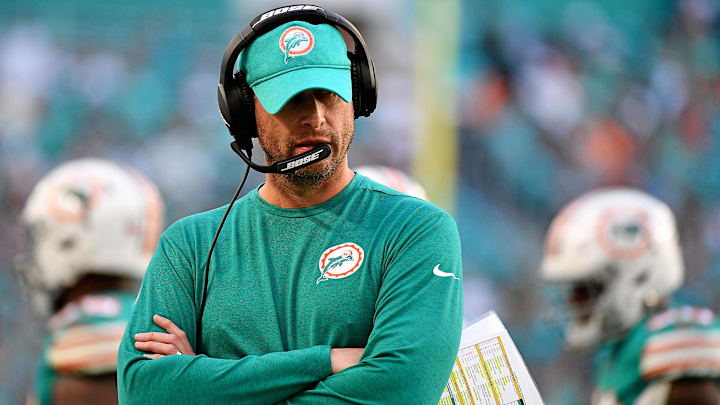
[439,311,544,405]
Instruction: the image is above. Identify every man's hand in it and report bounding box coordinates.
[330,348,364,374]
[134,315,196,359]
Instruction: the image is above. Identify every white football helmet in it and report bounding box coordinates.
[354,165,428,200]
[541,188,683,349]
[19,158,164,308]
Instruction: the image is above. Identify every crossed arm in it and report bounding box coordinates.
[136,315,364,374]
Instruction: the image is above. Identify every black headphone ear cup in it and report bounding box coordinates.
[348,51,376,118]
[225,71,257,147]
[360,58,377,116]
[237,73,256,138]
[217,84,234,130]
[349,56,362,119]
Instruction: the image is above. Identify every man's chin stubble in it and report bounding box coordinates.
[282,157,343,187]
[260,129,353,189]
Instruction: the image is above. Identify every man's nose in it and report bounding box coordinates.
[299,91,327,129]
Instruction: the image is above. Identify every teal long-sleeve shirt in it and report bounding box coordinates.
[117,174,463,404]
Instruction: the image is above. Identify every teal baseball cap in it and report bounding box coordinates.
[236,20,352,114]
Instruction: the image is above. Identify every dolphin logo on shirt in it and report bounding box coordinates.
[316,243,364,285]
[317,250,354,284]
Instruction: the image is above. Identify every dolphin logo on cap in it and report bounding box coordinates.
[284,32,309,63]
[279,27,314,64]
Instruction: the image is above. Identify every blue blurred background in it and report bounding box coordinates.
[1,0,719,403]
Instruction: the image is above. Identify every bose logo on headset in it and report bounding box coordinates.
[280,150,323,171]
[256,5,322,25]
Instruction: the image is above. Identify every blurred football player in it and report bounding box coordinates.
[541,188,720,405]
[17,158,164,405]
[353,165,428,200]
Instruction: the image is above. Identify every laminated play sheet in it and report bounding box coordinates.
[439,311,544,405]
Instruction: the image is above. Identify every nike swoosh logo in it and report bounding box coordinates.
[433,264,458,280]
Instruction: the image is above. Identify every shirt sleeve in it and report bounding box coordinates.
[641,315,720,381]
[281,210,464,405]
[117,223,333,405]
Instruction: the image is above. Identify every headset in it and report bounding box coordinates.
[217,4,377,156]
[196,5,377,352]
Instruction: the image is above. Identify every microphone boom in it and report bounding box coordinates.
[230,141,331,174]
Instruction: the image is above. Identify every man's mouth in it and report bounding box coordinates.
[292,139,330,155]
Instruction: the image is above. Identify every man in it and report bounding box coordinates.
[541,187,720,404]
[17,158,164,405]
[117,11,463,405]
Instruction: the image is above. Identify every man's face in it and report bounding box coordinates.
[255,89,354,181]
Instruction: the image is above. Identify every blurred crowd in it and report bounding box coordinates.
[1,0,719,404]
[455,0,720,401]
